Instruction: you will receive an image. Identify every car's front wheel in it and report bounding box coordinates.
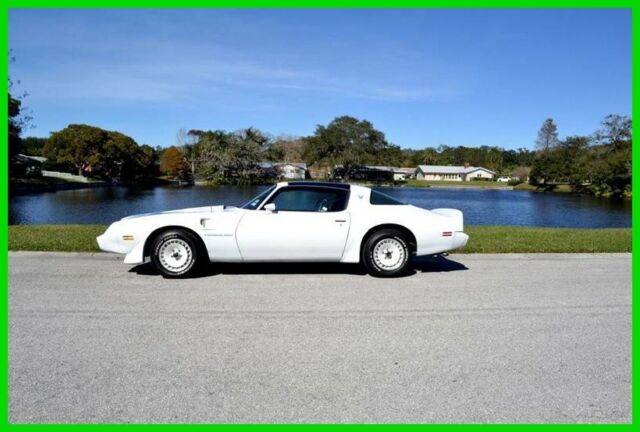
[362,229,412,277]
[150,230,202,278]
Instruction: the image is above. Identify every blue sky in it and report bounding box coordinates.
[9,8,631,150]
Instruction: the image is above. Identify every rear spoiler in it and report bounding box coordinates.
[431,208,464,232]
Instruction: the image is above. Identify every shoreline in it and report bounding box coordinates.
[9,178,630,200]
[387,183,514,190]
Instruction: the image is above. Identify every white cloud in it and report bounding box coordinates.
[9,11,466,105]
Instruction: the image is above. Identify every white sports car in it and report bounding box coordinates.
[97,182,469,277]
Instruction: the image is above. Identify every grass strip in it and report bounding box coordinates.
[8,225,631,254]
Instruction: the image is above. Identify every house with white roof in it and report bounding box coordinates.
[258,162,308,180]
[365,166,416,181]
[414,165,496,182]
[332,165,416,181]
[277,162,308,180]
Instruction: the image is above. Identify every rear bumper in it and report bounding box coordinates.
[452,231,469,249]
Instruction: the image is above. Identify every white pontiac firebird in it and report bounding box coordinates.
[97,182,469,278]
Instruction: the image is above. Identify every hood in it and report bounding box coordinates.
[120,205,231,221]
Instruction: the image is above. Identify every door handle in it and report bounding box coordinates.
[334,219,347,223]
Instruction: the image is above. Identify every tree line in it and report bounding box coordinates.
[9,98,631,196]
[530,115,631,197]
[10,124,159,182]
[162,116,538,183]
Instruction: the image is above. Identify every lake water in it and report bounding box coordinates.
[8,185,631,228]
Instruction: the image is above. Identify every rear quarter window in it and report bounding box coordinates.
[370,190,407,205]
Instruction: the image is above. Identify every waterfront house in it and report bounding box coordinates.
[414,165,496,181]
[276,162,308,180]
[333,165,415,181]
[366,166,415,181]
[11,154,47,177]
[332,166,390,181]
[257,162,308,180]
[393,167,415,181]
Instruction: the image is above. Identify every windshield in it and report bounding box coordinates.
[241,186,275,210]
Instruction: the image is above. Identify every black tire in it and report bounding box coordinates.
[362,229,411,277]
[150,229,202,278]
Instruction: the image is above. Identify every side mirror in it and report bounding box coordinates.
[264,203,276,213]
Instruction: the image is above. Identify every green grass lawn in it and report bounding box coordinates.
[9,224,106,252]
[8,224,631,254]
[461,226,630,253]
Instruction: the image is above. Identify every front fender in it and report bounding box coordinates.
[97,215,210,264]
[124,241,146,264]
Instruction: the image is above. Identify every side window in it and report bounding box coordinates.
[241,186,275,210]
[266,187,349,212]
[370,190,406,205]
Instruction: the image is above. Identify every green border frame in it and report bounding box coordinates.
[2,3,635,428]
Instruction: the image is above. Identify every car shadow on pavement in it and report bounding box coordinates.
[411,254,468,274]
[129,254,467,278]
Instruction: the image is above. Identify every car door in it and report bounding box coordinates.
[235,186,351,261]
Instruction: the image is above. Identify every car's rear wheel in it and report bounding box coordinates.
[150,230,201,278]
[362,229,411,277]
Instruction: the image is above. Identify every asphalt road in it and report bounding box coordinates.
[9,252,631,424]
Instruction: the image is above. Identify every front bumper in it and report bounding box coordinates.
[96,232,126,254]
[97,224,146,264]
[96,224,135,254]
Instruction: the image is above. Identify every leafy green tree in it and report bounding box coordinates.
[590,115,632,197]
[557,136,590,187]
[305,116,390,177]
[264,142,285,161]
[44,124,107,176]
[529,115,631,196]
[191,128,270,183]
[381,144,404,166]
[102,131,141,180]
[232,135,266,180]
[136,144,159,179]
[20,136,47,156]
[43,124,155,180]
[530,151,563,185]
[419,148,440,165]
[193,130,233,183]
